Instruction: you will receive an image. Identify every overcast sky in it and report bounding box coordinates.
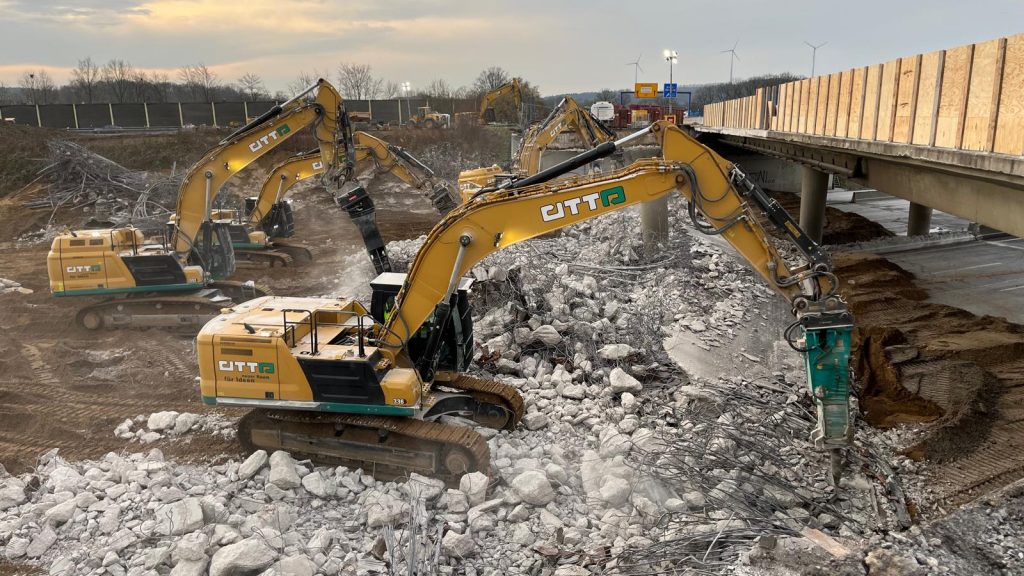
[1,0,1021,96]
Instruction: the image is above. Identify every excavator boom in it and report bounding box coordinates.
[515,95,617,176]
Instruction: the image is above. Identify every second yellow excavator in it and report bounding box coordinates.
[46,79,354,329]
[457,95,616,202]
[210,131,458,272]
[197,121,853,484]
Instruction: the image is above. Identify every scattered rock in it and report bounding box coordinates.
[459,471,488,507]
[609,367,642,393]
[238,450,268,481]
[209,537,277,576]
[442,530,477,558]
[147,411,180,432]
[154,497,205,536]
[268,450,301,489]
[511,471,555,506]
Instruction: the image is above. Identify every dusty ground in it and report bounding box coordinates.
[0,127,468,478]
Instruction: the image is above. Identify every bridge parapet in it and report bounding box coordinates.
[703,33,1024,157]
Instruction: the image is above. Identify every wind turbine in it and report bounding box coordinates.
[804,40,827,77]
[721,41,740,83]
[626,54,643,85]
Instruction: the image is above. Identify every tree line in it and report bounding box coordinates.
[1,58,543,109]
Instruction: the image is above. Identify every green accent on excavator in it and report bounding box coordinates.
[803,324,853,448]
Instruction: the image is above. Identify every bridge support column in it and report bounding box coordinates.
[907,202,933,236]
[799,166,829,243]
[640,197,670,253]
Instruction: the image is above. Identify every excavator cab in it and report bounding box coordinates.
[370,272,475,379]
[245,197,296,239]
[186,221,235,281]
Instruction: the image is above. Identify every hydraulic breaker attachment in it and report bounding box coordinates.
[338,186,392,274]
[798,311,854,484]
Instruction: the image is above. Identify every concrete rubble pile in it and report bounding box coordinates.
[1,201,961,575]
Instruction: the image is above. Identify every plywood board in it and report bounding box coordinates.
[839,68,856,136]
[814,76,829,135]
[862,64,882,139]
[913,51,941,145]
[893,56,919,143]
[935,44,972,148]
[825,73,841,136]
[963,39,1001,151]
[799,79,811,133]
[849,67,866,139]
[789,81,800,132]
[994,33,1024,155]
[876,59,899,141]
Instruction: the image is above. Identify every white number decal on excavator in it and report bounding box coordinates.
[540,186,626,222]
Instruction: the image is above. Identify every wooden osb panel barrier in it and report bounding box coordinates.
[700,33,1024,156]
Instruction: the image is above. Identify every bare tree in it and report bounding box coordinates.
[102,59,136,103]
[336,63,383,100]
[420,78,453,99]
[20,70,56,104]
[178,64,219,102]
[71,57,101,103]
[129,70,152,102]
[472,66,510,94]
[237,73,266,101]
[0,80,8,106]
[288,70,326,97]
[381,80,402,99]
[149,72,170,103]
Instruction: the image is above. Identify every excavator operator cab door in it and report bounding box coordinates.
[370,273,475,377]
[191,221,236,280]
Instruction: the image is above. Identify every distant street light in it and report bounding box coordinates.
[663,49,678,116]
[804,41,827,77]
[401,82,412,124]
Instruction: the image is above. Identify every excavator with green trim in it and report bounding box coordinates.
[197,120,853,485]
[46,79,354,329]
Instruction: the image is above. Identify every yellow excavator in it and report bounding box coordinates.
[211,131,458,273]
[457,95,616,202]
[478,78,522,124]
[197,121,853,484]
[46,79,354,329]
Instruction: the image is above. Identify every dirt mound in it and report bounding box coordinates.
[771,191,894,245]
[0,124,59,193]
[834,251,1024,503]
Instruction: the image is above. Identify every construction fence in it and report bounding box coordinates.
[702,33,1024,157]
[0,97,481,129]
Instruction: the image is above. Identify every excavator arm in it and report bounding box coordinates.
[382,121,852,465]
[478,78,522,124]
[516,96,617,175]
[172,79,353,269]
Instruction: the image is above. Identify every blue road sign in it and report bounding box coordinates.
[664,83,678,98]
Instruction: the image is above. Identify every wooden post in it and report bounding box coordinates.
[211,102,218,127]
[243,101,249,122]
[108,103,114,126]
[36,105,42,127]
[143,102,150,128]
[72,103,79,129]
[178,102,184,127]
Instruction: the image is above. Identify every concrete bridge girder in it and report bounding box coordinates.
[705,131,1024,238]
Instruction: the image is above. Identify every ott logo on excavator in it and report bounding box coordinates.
[540,186,626,222]
[248,124,292,153]
[66,265,101,273]
[218,360,275,374]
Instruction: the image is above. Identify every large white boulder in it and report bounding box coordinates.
[209,537,277,576]
[511,470,555,506]
[609,367,642,393]
[154,497,205,536]
[459,471,488,506]
[267,451,301,490]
